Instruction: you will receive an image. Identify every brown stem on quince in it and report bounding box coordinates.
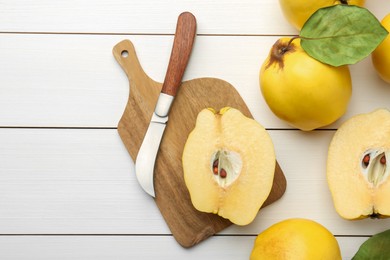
[266,36,300,69]
[340,0,349,4]
[280,36,300,55]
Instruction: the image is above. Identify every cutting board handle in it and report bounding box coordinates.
[112,40,159,89]
[161,12,197,96]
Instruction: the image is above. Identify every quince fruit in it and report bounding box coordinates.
[250,218,341,260]
[260,37,352,131]
[182,107,276,226]
[327,109,390,219]
[372,13,390,84]
[279,0,366,30]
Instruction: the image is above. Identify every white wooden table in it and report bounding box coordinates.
[1,1,390,259]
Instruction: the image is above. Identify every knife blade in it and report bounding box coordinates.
[135,12,197,197]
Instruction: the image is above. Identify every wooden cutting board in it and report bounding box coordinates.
[113,39,287,248]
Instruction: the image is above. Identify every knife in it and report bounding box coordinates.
[135,12,197,197]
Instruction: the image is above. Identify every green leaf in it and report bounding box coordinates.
[352,229,390,260]
[300,5,388,66]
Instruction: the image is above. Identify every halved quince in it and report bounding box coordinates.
[327,109,390,219]
[182,107,276,225]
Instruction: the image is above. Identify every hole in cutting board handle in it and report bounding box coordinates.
[121,50,129,58]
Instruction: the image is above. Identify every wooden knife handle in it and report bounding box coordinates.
[161,12,197,96]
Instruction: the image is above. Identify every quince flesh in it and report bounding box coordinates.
[327,109,390,219]
[182,107,276,226]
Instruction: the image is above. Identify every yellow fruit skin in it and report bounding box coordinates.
[372,14,390,83]
[260,38,352,131]
[250,218,341,260]
[279,0,366,30]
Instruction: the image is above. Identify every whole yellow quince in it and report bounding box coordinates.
[372,13,390,83]
[279,0,366,30]
[260,38,352,131]
[250,218,341,260]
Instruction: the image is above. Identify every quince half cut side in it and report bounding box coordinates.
[182,107,276,226]
[327,109,390,220]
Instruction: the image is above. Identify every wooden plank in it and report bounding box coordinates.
[0,0,292,35]
[0,0,388,35]
[0,235,369,260]
[0,128,168,234]
[1,128,390,236]
[1,34,390,128]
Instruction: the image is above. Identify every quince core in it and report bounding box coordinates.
[327,109,390,219]
[182,107,276,226]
